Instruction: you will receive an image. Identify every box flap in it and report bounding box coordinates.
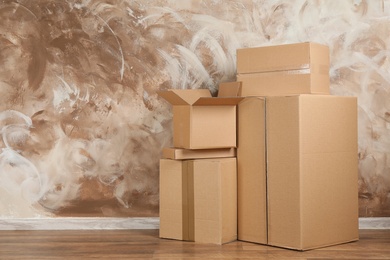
[157,89,212,105]
[193,97,244,106]
[218,82,242,97]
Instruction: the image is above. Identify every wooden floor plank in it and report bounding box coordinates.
[0,229,389,259]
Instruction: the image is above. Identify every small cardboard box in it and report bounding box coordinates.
[158,89,242,149]
[159,158,237,244]
[162,147,236,160]
[266,95,359,250]
[236,97,267,244]
[236,42,330,96]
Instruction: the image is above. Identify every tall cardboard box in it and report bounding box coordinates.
[158,89,242,149]
[237,97,267,244]
[236,42,330,96]
[266,95,359,250]
[159,158,237,244]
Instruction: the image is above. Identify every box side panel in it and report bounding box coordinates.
[267,97,302,249]
[221,158,238,244]
[237,72,328,97]
[301,96,358,154]
[309,73,330,94]
[159,159,185,240]
[309,43,330,69]
[191,106,237,149]
[192,159,221,244]
[300,96,358,249]
[173,106,191,149]
[237,42,312,73]
[309,43,330,94]
[301,153,359,250]
[237,97,267,244]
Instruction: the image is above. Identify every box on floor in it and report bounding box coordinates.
[159,157,237,245]
[237,95,359,251]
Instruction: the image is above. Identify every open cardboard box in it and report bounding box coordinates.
[158,89,243,149]
[236,42,330,96]
[237,95,359,250]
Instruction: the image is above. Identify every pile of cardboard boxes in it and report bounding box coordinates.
[158,42,359,250]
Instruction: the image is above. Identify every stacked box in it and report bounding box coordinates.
[158,87,241,245]
[158,42,358,250]
[159,158,237,244]
[236,42,330,96]
[157,89,242,149]
[235,42,359,251]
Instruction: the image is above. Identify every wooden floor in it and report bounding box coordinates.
[0,229,389,259]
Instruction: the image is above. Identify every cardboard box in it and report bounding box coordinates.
[158,89,242,149]
[159,158,237,244]
[236,42,330,96]
[237,97,267,244]
[162,147,236,160]
[266,95,358,250]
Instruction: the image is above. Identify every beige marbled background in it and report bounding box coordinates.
[0,0,389,218]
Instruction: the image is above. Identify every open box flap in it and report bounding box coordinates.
[218,82,242,97]
[157,89,211,105]
[193,97,244,106]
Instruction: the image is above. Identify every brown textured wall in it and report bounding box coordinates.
[0,0,389,217]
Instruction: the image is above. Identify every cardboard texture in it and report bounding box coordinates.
[192,158,237,244]
[159,158,237,245]
[266,95,359,251]
[236,42,330,96]
[236,97,267,244]
[158,89,242,149]
[218,82,242,97]
[159,159,194,241]
[162,147,236,160]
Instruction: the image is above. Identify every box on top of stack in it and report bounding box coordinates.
[236,42,330,96]
[157,88,243,149]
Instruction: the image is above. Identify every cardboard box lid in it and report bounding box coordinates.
[158,89,243,106]
[192,97,243,106]
[236,42,329,74]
